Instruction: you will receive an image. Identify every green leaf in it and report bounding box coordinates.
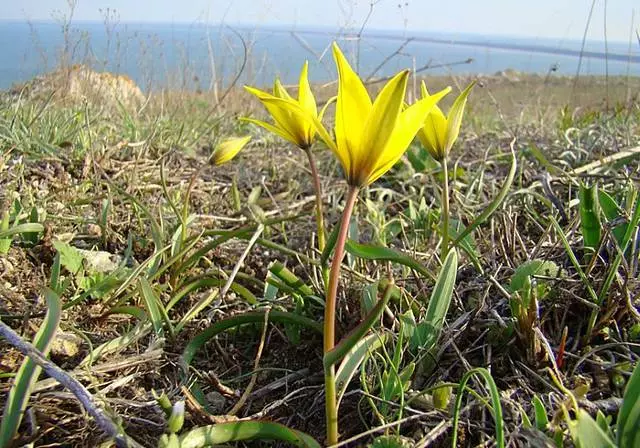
[579,183,602,253]
[598,190,627,246]
[174,421,320,448]
[569,409,616,448]
[510,260,561,292]
[532,395,549,431]
[452,367,505,448]
[345,240,435,281]
[410,250,457,352]
[361,281,379,315]
[0,223,44,240]
[52,240,85,275]
[267,261,315,298]
[324,283,394,370]
[335,332,389,406]
[138,278,172,338]
[0,211,10,254]
[0,289,61,447]
[617,361,640,447]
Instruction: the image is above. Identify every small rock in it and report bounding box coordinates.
[205,391,227,414]
[86,224,102,238]
[50,331,83,358]
[77,249,122,273]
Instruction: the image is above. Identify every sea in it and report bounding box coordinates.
[1,20,639,92]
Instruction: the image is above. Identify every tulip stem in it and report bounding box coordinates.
[304,147,326,252]
[303,146,329,289]
[441,157,450,260]
[324,185,359,446]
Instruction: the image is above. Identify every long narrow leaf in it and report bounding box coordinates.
[0,223,44,239]
[452,367,505,448]
[0,289,61,447]
[345,240,435,281]
[411,250,458,352]
[176,421,320,448]
[324,283,394,369]
[335,332,389,406]
[579,183,602,253]
[617,362,640,447]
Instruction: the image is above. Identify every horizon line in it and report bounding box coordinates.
[0,18,634,47]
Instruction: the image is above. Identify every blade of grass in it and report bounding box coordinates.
[453,142,517,246]
[451,367,505,448]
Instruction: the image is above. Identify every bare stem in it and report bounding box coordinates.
[0,320,142,448]
[304,147,326,253]
[324,185,359,445]
[441,157,450,260]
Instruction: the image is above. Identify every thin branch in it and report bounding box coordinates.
[0,320,142,448]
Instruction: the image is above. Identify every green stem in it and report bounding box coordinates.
[324,185,359,445]
[303,146,329,288]
[441,157,450,260]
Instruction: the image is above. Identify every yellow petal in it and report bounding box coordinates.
[419,109,448,161]
[241,117,297,146]
[418,81,448,160]
[367,86,451,184]
[211,136,251,165]
[318,96,337,122]
[245,86,308,146]
[356,70,409,184]
[332,42,371,180]
[298,61,317,117]
[444,81,475,153]
[257,96,337,154]
[297,61,318,144]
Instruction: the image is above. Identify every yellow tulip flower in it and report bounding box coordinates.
[210,136,251,165]
[244,61,328,149]
[313,43,451,187]
[417,80,475,161]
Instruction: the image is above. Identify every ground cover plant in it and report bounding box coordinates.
[1,29,640,448]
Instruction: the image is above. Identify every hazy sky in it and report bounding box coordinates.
[3,0,638,42]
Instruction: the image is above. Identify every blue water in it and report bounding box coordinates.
[1,20,638,91]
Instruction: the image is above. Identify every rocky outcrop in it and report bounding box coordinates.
[7,65,145,111]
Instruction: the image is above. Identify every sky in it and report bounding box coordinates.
[2,0,638,43]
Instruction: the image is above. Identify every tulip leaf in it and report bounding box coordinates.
[532,395,549,431]
[79,321,152,367]
[452,143,517,246]
[617,361,640,448]
[0,289,61,447]
[0,222,44,240]
[569,410,616,448]
[335,332,389,406]
[175,421,320,448]
[139,277,172,337]
[598,190,627,246]
[509,259,561,292]
[579,183,602,253]
[345,240,435,281]
[324,282,393,370]
[410,249,457,352]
